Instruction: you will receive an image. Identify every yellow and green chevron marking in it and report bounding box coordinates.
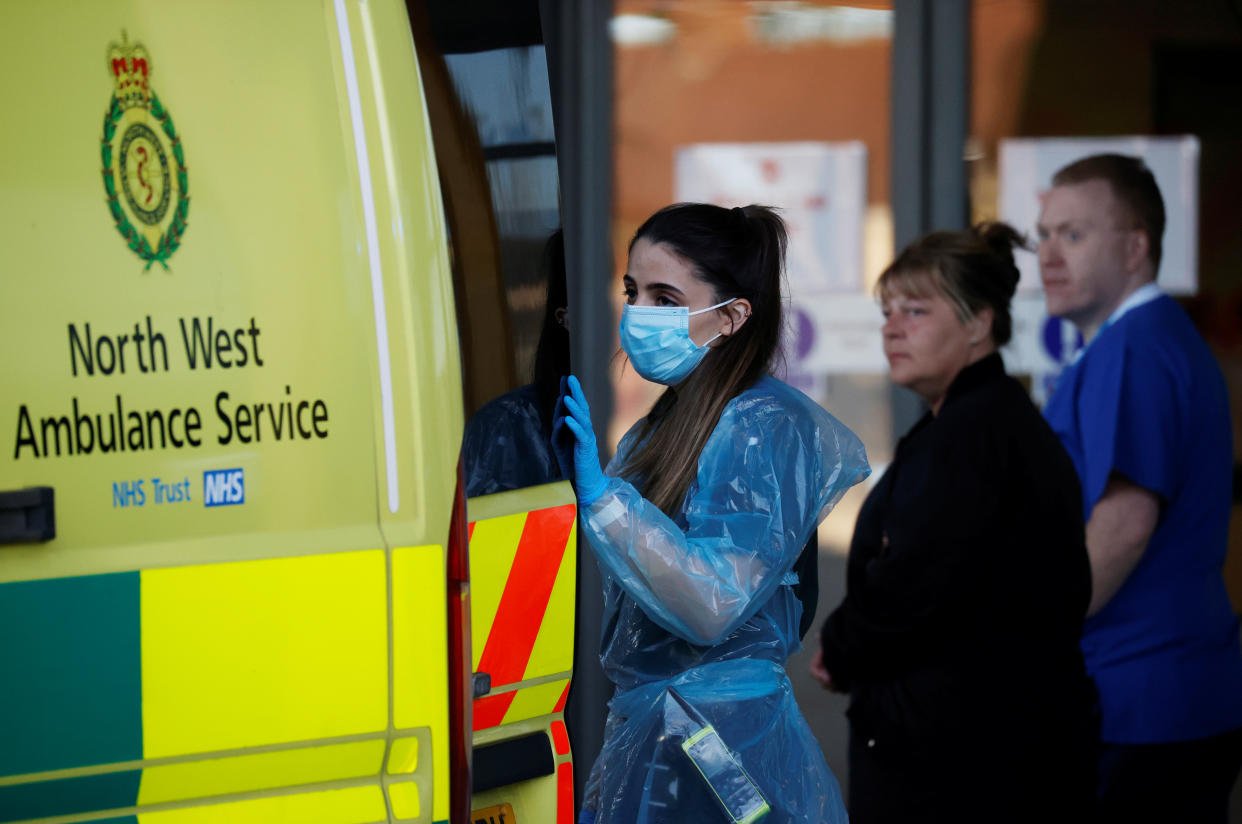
[0,548,450,824]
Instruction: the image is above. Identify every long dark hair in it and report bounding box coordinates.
[620,203,788,516]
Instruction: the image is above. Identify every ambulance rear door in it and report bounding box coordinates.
[1,1,466,822]
[408,6,579,822]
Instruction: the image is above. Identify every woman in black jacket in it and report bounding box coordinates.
[812,223,1097,823]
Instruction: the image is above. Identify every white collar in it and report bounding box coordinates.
[1101,281,1163,329]
[1069,282,1162,366]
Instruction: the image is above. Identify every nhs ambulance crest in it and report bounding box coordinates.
[101,33,189,271]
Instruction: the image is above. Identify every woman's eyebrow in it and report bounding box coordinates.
[623,274,686,297]
[645,281,685,296]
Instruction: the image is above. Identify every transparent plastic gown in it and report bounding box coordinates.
[580,376,870,823]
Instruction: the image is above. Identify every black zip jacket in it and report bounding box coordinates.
[821,353,1097,823]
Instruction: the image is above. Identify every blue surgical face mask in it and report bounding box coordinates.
[619,298,737,385]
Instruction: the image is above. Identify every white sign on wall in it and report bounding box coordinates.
[676,142,870,381]
[999,136,1199,403]
[675,141,867,294]
[999,135,1200,295]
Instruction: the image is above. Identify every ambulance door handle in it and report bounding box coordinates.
[473,672,491,698]
[0,486,55,544]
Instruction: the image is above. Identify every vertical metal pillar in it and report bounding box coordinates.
[540,0,615,812]
[890,0,971,435]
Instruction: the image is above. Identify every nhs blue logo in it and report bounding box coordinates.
[203,469,245,507]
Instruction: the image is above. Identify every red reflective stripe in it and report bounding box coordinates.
[472,691,516,731]
[557,762,574,824]
[467,521,475,542]
[550,720,570,755]
[475,504,575,689]
[554,680,571,714]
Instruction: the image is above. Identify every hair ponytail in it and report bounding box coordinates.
[620,203,787,516]
[974,222,1023,298]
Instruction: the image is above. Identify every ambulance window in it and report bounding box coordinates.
[447,45,561,383]
[413,7,566,497]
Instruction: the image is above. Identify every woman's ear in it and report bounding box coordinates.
[718,298,752,339]
[967,306,994,346]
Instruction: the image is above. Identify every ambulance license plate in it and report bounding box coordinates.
[471,802,516,824]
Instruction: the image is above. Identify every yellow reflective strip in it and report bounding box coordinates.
[141,552,388,758]
[522,516,577,680]
[467,511,526,669]
[466,480,575,522]
[388,781,421,819]
[501,678,570,726]
[392,545,448,822]
[135,785,387,824]
[137,739,385,805]
[387,736,419,775]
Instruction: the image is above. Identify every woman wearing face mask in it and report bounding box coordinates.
[554,203,870,824]
[811,224,1098,823]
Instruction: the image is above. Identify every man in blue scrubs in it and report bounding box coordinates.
[1039,153,1242,822]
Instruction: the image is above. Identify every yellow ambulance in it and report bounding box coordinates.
[0,2,576,823]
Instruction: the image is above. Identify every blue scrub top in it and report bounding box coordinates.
[1044,293,1242,743]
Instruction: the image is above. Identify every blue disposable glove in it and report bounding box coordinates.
[551,375,576,482]
[562,375,608,506]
